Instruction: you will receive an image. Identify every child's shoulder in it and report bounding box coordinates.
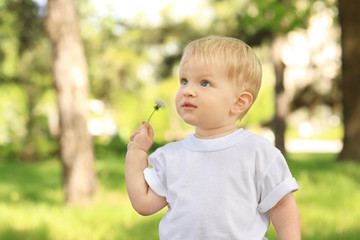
[242,129,281,154]
[243,129,273,145]
[152,139,185,155]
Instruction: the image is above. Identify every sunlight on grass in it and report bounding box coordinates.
[0,156,164,240]
[0,153,359,239]
[289,154,360,239]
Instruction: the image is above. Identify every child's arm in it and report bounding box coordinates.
[268,192,301,240]
[125,121,167,216]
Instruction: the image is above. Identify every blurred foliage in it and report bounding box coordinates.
[0,0,341,162]
[0,0,54,161]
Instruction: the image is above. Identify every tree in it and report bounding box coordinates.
[230,0,311,154]
[271,35,288,154]
[46,0,96,205]
[338,0,360,161]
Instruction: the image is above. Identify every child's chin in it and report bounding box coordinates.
[182,118,197,127]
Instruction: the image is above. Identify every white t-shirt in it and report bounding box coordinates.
[144,129,299,240]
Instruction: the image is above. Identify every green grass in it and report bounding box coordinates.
[0,153,359,239]
[0,156,164,240]
[266,153,360,239]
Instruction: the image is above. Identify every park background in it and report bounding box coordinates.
[0,0,359,239]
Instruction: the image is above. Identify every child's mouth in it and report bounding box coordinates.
[183,102,197,110]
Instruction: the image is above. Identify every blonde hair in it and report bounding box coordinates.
[180,36,262,101]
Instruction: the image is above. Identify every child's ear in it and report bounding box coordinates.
[230,92,253,115]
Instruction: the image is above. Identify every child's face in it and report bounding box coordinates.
[175,57,239,133]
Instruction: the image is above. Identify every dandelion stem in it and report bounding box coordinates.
[147,109,156,123]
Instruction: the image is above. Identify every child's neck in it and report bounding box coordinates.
[194,125,238,139]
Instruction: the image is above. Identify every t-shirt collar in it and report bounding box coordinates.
[183,128,248,152]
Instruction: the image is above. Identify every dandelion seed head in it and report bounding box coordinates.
[154,98,166,110]
[147,98,166,123]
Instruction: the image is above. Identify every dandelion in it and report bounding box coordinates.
[147,98,166,123]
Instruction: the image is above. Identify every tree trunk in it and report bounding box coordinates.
[20,82,38,162]
[338,0,360,162]
[46,0,97,204]
[272,36,288,155]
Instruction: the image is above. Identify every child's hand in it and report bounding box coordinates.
[128,121,154,153]
[126,121,166,215]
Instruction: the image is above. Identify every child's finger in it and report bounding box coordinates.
[130,130,140,141]
[142,122,154,138]
[147,124,154,139]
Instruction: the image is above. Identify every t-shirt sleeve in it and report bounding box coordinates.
[257,152,299,213]
[143,150,167,198]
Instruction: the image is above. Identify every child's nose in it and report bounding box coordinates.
[183,84,197,97]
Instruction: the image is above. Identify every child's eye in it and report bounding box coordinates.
[180,79,188,85]
[201,80,211,87]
